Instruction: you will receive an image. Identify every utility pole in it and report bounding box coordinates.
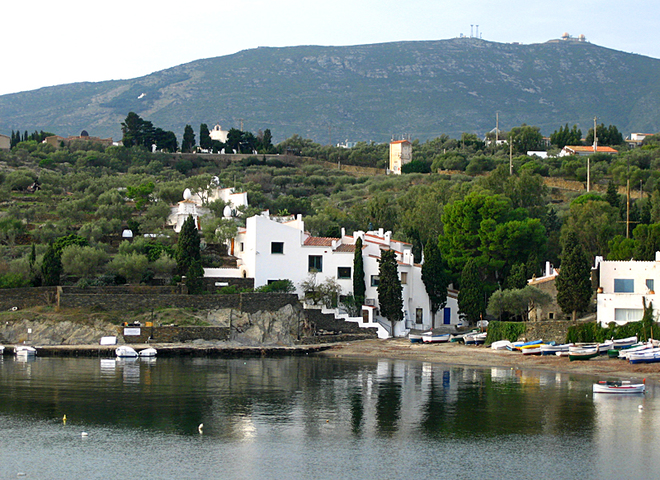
[588,116,597,193]
[509,133,513,175]
[238,118,244,131]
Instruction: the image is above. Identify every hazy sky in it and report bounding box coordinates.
[2,0,657,96]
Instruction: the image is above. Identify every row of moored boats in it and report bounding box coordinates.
[0,345,156,358]
[409,331,487,345]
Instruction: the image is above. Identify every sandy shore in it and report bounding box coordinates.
[318,338,660,381]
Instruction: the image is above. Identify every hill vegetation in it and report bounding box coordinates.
[2,39,660,142]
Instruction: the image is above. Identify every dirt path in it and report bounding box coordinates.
[318,338,660,381]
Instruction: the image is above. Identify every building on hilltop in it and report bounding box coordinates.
[0,133,10,150]
[388,139,412,175]
[44,131,113,149]
[559,145,618,156]
[209,124,229,144]
[204,212,461,337]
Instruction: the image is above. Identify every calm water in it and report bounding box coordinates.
[1,354,659,479]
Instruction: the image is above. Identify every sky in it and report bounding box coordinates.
[1,0,658,96]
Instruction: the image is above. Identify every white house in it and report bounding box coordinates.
[168,186,248,233]
[596,254,660,326]
[207,212,460,336]
[209,124,229,143]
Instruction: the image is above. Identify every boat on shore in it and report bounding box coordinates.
[628,349,660,364]
[612,336,638,349]
[15,345,37,356]
[540,343,572,355]
[490,340,513,350]
[422,332,451,343]
[593,381,645,394]
[116,346,138,358]
[409,332,423,343]
[569,346,599,361]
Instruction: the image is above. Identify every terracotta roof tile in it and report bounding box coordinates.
[303,236,337,247]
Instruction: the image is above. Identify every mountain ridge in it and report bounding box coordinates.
[1,38,660,142]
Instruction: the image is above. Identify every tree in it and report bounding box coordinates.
[353,237,366,305]
[550,124,582,149]
[457,258,486,325]
[421,240,450,324]
[181,125,196,153]
[605,180,620,209]
[176,215,203,293]
[199,123,212,151]
[41,243,62,286]
[487,285,552,321]
[377,250,403,336]
[61,245,109,278]
[509,124,544,154]
[586,123,624,146]
[555,232,593,322]
[121,112,155,149]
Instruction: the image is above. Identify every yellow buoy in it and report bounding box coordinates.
[63,414,67,425]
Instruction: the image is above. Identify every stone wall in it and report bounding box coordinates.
[524,320,572,344]
[121,325,231,343]
[304,308,378,337]
[0,287,57,311]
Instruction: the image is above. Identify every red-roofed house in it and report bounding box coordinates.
[559,145,618,156]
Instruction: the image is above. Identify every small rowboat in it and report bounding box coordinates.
[540,343,572,355]
[628,349,660,364]
[593,381,645,394]
[409,333,423,343]
[116,346,138,358]
[612,336,638,349]
[490,340,513,350]
[569,346,599,361]
[422,332,451,343]
[139,347,157,357]
[15,345,37,356]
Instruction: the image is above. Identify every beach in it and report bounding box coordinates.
[319,338,660,381]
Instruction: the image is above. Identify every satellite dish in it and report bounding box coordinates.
[223,205,232,218]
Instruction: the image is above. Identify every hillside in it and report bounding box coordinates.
[1,38,660,143]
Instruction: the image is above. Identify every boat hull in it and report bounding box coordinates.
[593,382,645,394]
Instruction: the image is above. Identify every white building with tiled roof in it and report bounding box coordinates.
[207,211,460,336]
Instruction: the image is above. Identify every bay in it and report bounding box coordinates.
[0,355,658,479]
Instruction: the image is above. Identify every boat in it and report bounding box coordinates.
[490,340,513,350]
[612,336,638,349]
[138,347,158,357]
[540,343,572,355]
[593,381,645,394]
[598,340,613,354]
[409,332,423,343]
[15,345,37,356]
[509,339,543,351]
[618,343,652,361]
[521,346,543,355]
[0,345,4,355]
[628,349,660,364]
[115,346,138,358]
[422,332,451,343]
[568,346,599,361]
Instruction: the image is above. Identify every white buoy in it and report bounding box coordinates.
[81,432,88,437]
[639,405,644,410]
[198,423,204,434]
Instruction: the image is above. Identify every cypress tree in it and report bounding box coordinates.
[555,232,593,322]
[181,125,196,153]
[176,215,204,293]
[605,180,620,209]
[41,243,62,286]
[199,123,212,151]
[457,258,486,325]
[421,240,450,323]
[353,237,366,304]
[377,250,403,335]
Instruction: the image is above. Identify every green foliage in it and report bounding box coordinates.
[61,244,109,278]
[566,308,657,344]
[41,243,62,286]
[585,123,624,146]
[353,237,366,304]
[486,286,552,321]
[106,252,149,284]
[176,215,202,275]
[550,124,582,149]
[181,125,196,153]
[255,279,295,293]
[556,232,593,321]
[300,273,342,307]
[457,258,485,324]
[421,240,449,315]
[377,250,403,325]
[485,321,527,344]
[0,272,30,289]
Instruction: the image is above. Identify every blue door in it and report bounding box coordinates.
[443,307,451,325]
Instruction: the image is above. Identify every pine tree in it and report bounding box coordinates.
[421,240,450,323]
[377,250,403,335]
[353,237,366,305]
[556,232,593,322]
[605,180,620,209]
[457,258,485,325]
[199,123,212,151]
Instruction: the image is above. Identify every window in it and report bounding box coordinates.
[416,308,423,324]
[548,312,555,320]
[646,279,655,292]
[308,255,323,272]
[400,272,408,285]
[370,275,380,287]
[337,267,351,279]
[614,279,634,293]
[271,242,284,254]
[239,242,244,252]
[614,308,643,322]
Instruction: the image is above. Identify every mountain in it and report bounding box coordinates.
[2,38,660,143]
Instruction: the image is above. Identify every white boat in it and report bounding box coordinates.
[15,345,37,356]
[116,346,138,358]
[0,345,4,355]
[540,343,572,355]
[422,332,451,343]
[490,340,513,350]
[628,348,660,364]
[593,381,645,394]
[612,336,638,349]
[618,343,652,361]
[521,346,542,355]
[598,340,613,354]
[139,347,158,357]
